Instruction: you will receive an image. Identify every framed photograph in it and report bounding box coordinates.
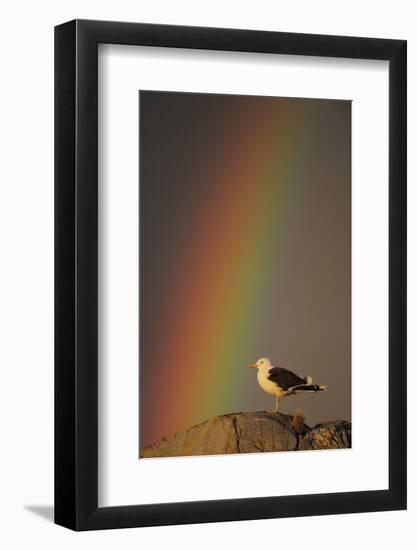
[55,19,406,530]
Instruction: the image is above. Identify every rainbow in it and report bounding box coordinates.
[140,96,318,449]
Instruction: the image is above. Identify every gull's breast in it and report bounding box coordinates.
[257,369,285,396]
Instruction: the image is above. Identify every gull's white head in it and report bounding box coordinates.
[248,357,272,370]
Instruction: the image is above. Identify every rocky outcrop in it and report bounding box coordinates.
[140,412,351,458]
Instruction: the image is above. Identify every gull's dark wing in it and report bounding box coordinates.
[267,367,306,390]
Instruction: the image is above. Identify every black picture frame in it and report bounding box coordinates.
[55,19,407,531]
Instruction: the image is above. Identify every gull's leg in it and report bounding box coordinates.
[273,396,280,414]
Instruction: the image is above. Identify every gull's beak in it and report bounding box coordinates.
[248,363,257,369]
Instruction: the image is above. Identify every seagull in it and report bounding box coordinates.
[249,357,327,413]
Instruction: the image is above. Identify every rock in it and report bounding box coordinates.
[140,412,351,458]
[299,420,352,450]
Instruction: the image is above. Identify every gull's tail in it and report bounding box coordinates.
[290,384,327,393]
